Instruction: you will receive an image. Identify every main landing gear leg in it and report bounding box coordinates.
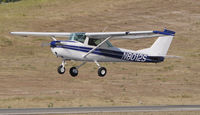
[94,60,107,77]
[57,60,66,74]
[69,61,87,77]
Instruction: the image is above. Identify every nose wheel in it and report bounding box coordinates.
[57,60,66,74]
[57,65,65,74]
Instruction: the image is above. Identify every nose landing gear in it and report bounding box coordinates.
[57,60,66,74]
[57,65,65,74]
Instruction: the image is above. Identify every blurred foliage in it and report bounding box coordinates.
[0,0,20,3]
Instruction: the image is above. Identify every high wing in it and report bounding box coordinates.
[10,29,175,39]
[10,32,71,37]
[85,29,175,39]
[86,31,153,39]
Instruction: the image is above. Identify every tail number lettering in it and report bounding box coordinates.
[121,52,147,62]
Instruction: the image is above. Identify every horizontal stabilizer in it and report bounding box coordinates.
[164,55,182,58]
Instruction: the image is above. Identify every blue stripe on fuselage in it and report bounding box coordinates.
[59,45,123,59]
[54,45,164,63]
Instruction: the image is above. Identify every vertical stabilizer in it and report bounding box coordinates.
[138,29,175,56]
[149,36,173,56]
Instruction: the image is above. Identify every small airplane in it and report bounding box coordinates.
[10,29,175,77]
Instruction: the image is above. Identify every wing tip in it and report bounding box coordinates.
[10,32,28,37]
[10,32,14,35]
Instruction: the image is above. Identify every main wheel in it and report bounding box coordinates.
[57,65,65,74]
[69,67,78,77]
[98,67,107,77]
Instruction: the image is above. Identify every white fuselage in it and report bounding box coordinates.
[50,40,163,63]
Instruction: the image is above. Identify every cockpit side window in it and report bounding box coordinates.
[69,33,86,43]
[88,38,113,47]
[88,38,101,46]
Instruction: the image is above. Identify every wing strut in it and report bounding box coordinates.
[83,36,112,58]
[51,36,57,41]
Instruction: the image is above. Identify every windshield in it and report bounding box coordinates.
[69,33,86,43]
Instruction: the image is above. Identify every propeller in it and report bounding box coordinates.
[41,40,65,48]
[41,42,50,47]
[41,36,57,47]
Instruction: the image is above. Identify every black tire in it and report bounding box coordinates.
[98,67,107,77]
[69,67,78,77]
[57,65,65,74]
